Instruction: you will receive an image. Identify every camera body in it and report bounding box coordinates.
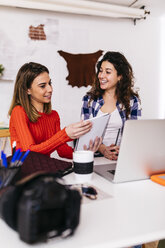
[0,173,81,244]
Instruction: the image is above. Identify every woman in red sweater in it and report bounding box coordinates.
[8,62,99,158]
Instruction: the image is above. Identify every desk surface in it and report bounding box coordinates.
[1,157,165,248]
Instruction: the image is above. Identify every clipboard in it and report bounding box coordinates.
[75,113,110,151]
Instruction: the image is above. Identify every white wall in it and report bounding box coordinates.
[0,1,165,130]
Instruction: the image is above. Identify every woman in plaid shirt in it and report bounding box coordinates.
[81,51,142,161]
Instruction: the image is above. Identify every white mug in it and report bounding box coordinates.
[73,150,94,183]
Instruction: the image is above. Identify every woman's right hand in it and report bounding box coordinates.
[65,120,92,139]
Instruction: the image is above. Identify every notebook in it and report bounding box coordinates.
[94,119,165,183]
[75,113,110,151]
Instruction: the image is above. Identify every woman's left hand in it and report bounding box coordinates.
[108,144,119,160]
[83,136,102,152]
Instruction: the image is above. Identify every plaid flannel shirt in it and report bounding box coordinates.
[81,94,142,132]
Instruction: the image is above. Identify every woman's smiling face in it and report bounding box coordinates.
[27,72,53,112]
[98,61,121,91]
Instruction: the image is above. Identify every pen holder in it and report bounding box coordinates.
[0,166,20,189]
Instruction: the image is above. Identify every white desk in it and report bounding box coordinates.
[1,158,165,248]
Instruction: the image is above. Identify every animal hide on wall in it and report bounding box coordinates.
[58,50,103,88]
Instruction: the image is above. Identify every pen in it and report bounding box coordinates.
[14,151,23,166]
[17,150,30,167]
[12,141,16,155]
[10,148,21,167]
[3,168,19,187]
[115,128,120,146]
[111,128,121,152]
[1,151,8,168]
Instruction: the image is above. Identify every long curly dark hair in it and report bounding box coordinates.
[87,51,140,119]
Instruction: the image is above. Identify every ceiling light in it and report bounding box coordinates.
[0,0,149,19]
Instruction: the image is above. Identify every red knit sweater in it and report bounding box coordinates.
[9,106,73,158]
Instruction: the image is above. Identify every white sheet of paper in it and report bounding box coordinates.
[75,113,110,151]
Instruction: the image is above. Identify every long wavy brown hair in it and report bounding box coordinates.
[87,51,140,119]
[8,62,52,122]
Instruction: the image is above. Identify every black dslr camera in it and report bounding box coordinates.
[0,172,81,244]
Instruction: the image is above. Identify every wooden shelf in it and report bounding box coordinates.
[0,128,10,138]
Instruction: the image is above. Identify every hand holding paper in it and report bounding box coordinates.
[75,113,110,151]
[66,120,92,139]
[83,136,102,152]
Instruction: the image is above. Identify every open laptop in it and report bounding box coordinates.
[94,119,165,183]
